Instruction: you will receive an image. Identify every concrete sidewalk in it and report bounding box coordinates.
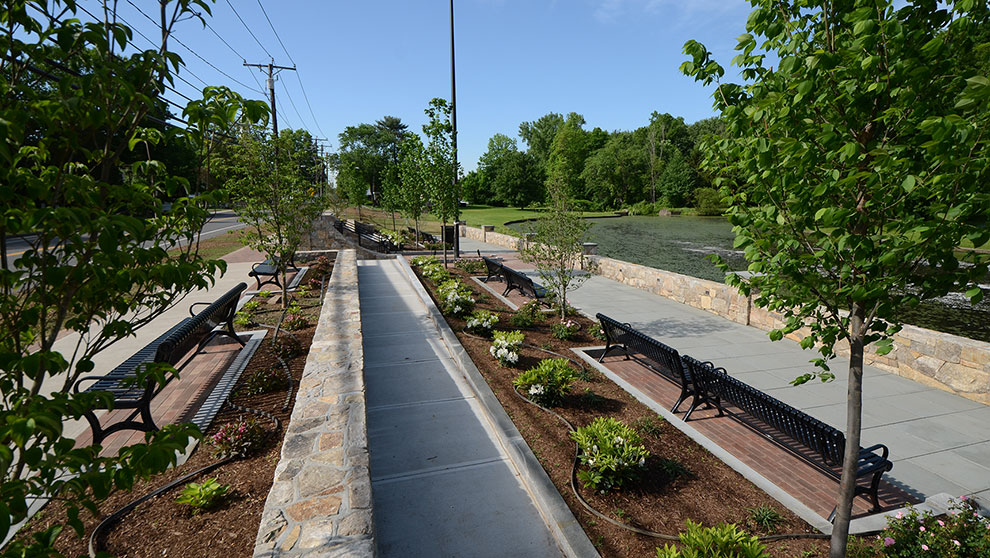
[358,258,590,557]
[459,237,990,511]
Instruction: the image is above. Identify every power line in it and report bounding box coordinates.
[202,19,247,61]
[224,0,272,59]
[256,0,293,65]
[280,79,306,133]
[122,0,263,95]
[255,0,324,135]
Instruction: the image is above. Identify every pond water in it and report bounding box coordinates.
[509,215,990,343]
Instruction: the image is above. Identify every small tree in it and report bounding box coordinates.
[223,127,327,307]
[0,1,265,553]
[422,98,458,265]
[521,175,592,318]
[682,1,990,555]
[398,135,429,240]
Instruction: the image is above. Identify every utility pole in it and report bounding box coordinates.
[243,60,296,139]
[450,0,460,258]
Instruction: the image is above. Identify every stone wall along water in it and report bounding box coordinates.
[460,225,990,405]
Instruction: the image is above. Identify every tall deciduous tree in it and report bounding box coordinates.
[682,1,990,554]
[518,112,565,170]
[223,127,327,307]
[422,98,458,265]
[0,1,267,553]
[398,134,429,241]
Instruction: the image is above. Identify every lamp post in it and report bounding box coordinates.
[450,0,460,258]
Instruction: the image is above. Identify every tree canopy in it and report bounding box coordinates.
[682,0,990,554]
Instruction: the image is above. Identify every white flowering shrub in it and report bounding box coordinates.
[489,330,524,367]
[513,358,577,407]
[571,417,650,492]
[438,279,475,317]
[465,309,499,335]
[411,256,451,283]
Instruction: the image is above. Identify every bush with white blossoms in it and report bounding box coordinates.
[513,358,577,407]
[411,256,451,284]
[437,279,475,317]
[489,330,524,367]
[570,417,650,492]
[465,309,499,335]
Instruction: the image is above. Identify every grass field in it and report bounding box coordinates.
[337,205,615,235]
[169,228,255,260]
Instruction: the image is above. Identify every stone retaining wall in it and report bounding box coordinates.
[460,225,990,404]
[254,249,375,557]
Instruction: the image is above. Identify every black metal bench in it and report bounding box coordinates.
[248,256,299,290]
[74,282,248,445]
[680,355,893,514]
[596,313,719,418]
[501,264,552,307]
[477,250,505,283]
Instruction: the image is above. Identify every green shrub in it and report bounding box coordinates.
[694,187,726,216]
[489,330,524,366]
[510,300,543,328]
[465,309,499,335]
[588,323,607,341]
[438,279,475,317]
[630,200,657,216]
[176,478,230,513]
[571,417,650,492]
[282,301,309,330]
[514,358,578,407]
[633,415,665,438]
[571,199,601,212]
[747,504,783,533]
[210,417,266,458]
[411,256,452,283]
[270,335,303,360]
[877,499,990,557]
[656,520,769,558]
[233,310,254,327]
[259,290,273,298]
[237,366,289,396]
[455,258,485,274]
[550,318,580,340]
[242,299,261,312]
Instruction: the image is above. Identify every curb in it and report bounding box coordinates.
[395,257,600,558]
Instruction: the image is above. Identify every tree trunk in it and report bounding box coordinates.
[281,266,289,309]
[829,301,866,558]
[442,219,448,267]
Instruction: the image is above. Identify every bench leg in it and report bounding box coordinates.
[598,343,630,363]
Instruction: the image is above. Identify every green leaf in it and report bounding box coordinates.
[901,175,916,192]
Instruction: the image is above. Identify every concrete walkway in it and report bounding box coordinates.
[460,237,990,511]
[358,258,573,557]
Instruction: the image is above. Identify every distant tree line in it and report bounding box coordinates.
[334,110,727,215]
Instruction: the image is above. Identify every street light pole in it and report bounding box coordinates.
[450,0,460,258]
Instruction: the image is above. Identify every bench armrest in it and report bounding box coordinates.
[73,374,102,394]
[189,301,210,317]
[252,261,266,272]
[859,443,889,460]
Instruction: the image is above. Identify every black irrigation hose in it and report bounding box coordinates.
[478,336,840,544]
[87,402,282,558]
[87,313,307,556]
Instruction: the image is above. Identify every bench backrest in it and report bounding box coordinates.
[156,282,247,366]
[480,254,504,277]
[503,266,534,291]
[680,354,845,466]
[596,314,689,386]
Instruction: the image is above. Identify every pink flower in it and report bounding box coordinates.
[896,512,904,519]
[883,537,895,547]
[919,526,926,532]
[921,544,929,551]
[953,540,961,546]
[937,520,945,527]
[961,495,968,501]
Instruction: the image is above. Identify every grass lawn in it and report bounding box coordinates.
[337,205,616,236]
[169,228,255,260]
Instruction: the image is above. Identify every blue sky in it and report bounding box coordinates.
[81,0,755,170]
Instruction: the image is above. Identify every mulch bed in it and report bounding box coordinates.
[19,288,324,558]
[413,262,831,558]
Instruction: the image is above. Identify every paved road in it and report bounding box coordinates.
[2,210,244,268]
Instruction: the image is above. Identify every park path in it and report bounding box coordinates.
[357,258,575,557]
[462,237,990,517]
